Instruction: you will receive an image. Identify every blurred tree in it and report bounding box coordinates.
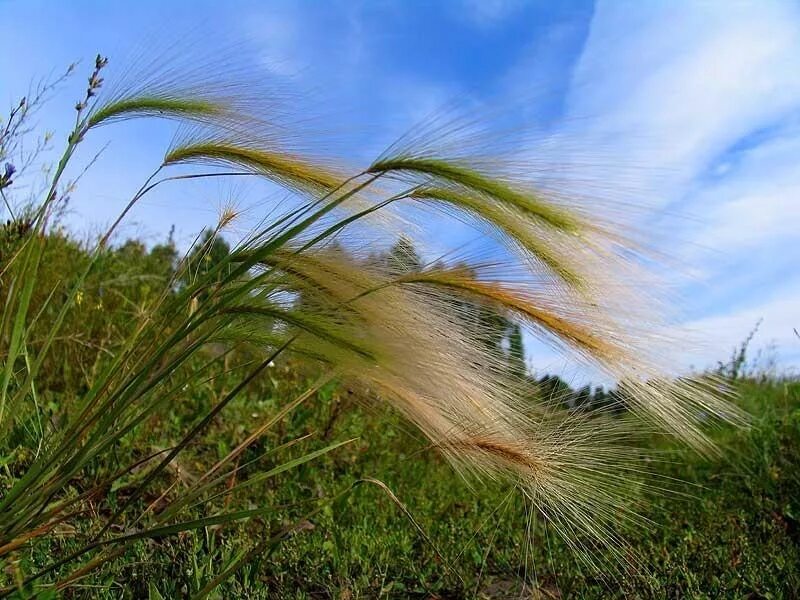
[180,229,231,295]
[379,237,527,376]
[385,236,422,274]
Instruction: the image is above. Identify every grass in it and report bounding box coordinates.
[167,377,800,598]
[5,373,797,598]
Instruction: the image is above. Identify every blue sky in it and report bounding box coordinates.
[1,0,799,378]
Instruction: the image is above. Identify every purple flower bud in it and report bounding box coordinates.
[3,163,15,179]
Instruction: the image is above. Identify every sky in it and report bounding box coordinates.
[1,0,799,380]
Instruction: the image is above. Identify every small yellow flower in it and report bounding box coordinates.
[75,290,84,306]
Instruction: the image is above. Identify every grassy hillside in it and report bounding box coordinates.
[209,378,800,599]
[4,281,798,599]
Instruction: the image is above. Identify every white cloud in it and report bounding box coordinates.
[689,128,800,250]
[566,1,800,199]
[678,285,800,373]
[548,0,800,373]
[245,12,304,77]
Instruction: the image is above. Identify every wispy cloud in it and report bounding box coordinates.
[456,0,529,27]
[566,1,800,188]
[544,0,800,373]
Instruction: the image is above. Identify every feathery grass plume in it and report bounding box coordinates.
[392,261,745,450]
[217,200,239,231]
[164,135,345,196]
[223,246,658,566]
[407,185,584,286]
[162,126,408,243]
[364,152,649,301]
[363,107,745,451]
[87,96,224,129]
[82,36,296,133]
[368,157,580,232]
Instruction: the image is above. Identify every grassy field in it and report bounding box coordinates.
[0,233,797,599]
[216,377,800,599]
[6,365,798,598]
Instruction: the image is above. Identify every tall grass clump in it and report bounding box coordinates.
[0,50,743,595]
